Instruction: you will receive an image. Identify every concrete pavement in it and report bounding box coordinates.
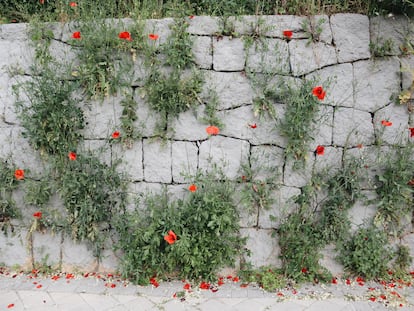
[1,271,413,310]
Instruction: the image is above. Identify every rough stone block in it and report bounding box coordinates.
[82,94,123,139]
[314,146,343,175]
[0,126,13,159]
[320,244,343,276]
[213,37,245,71]
[262,15,308,39]
[169,105,207,141]
[217,105,255,141]
[330,14,370,62]
[401,55,414,90]
[171,141,198,183]
[144,18,174,46]
[187,16,220,35]
[401,234,414,270]
[258,186,301,229]
[333,107,374,147]
[250,145,284,183]
[192,35,212,69]
[0,227,28,267]
[80,139,111,166]
[48,40,78,76]
[240,228,281,268]
[235,184,258,228]
[199,136,249,180]
[230,15,263,36]
[348,191,377,232]
[127,182,164,211]
[289,40,337,76]
[311,104,334,146]
[309,15,332,43]
[143,139,172,183]
[246,38,289,74]
[166,184,191,202]
[203,71,254,109]
[113,141,143,182]
[1,74,31,126]
[283,152,314,188]
[374,104,409,145]
[370,16,409,56]
[133,89,160,138]
[353,58,400,112]
[61,237,96,271]
[33,231,61,268]
[306,63,354,107]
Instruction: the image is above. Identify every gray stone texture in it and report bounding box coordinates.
[113,141,143,181]
[187,16,220,35]
[213,37,245,71]
[171,141,198,183]
[192,35,212,69]
[373,103,410,145]
[330,14,370,62]
[353,58,400,112]
[262,15,308,39]
[143,139,172,183]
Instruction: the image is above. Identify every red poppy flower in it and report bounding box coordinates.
[111,131,120,139]
[199,281,210,289]
[218,278,224,286]
[380,294,387,300]
[148,34,159,41]
[7,304,14,309]
[118,31,132,41]
[36,284,42,289]
[68,152,77,161]
[409,127,414,137]
[72,31,81,39]
[183,283,191,290]
[206,125,219,135]
[33,212,42,219]
[189,15,195,19]
[249,123,257,129]
[164,230,177,245]
[69,2,77,7]
[150,277,159,287]
[301,267,308,273]
[51,275,60,281]
[39,0,44,4]
[369,297,376,302]
[346,279,351,285]
[315,145,325,156]
[14,169,24,180]
[232,276,239,282]
[277,292,284,297]
[332,278,338,284]
[283,30,293,38]
[188,184,197,192]
[312,86,326,100]
[381,120,392,127]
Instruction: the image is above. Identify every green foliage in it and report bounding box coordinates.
[15,69,84,157]
[164,18,194,70]
[239,267,286,291]
[0,159,22,230]
[119,93,139,146]
[370,38,395,57]
[393,244,413,277]
[276,79,324,165]
[372,146,414,236]
[115,170,245,284]
[339,226,392,280]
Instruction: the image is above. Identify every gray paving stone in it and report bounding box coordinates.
[80,293,120,310]
[330,14,370,63]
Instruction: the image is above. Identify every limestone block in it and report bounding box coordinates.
[0,126,13,159]
[144,18,174,46]
[401,55,414,90]
[309,15,332,43]
[0,36,34,74]
[171,141,198,183]
[314,146,343,176]
[289,40,337,76]
[33,231,61,267]
[283,152,314,188]
[240,228,281,268]
[0,227,28,267]
[320,244,343,276]
[126,182,164,211]
[348,191,377,232]
[113,140,143,182]
[374,104,409,145]
[143,139,172,183]
[169,105,207,141]
[48,39,78,74]
[213,37,245,71]
[250,145,284,183]
[370,16,409,56]
[199,136,249,179]
[258,186,301,229]
[203,71,254,109]
[192,35,212,69]
[187,16,220,35]
[61,237,96,271]
[82,94,123,139]
[246,38,290,74]
[133,89,159,137]
[80,139,111,166]
[401,234,414,270]
[11,127,47,179]
[166,184,191,202]
[230,15,263,36]
[249,104,287,147]
[128,56,147,87]
[217,105,255,141]
[330,14,370,63]
[353,58,400,112]
[312,104,334,146]
[306,63,354,107]
[235,184,258,228]
[263,15,308,39]
[333,107,374,147]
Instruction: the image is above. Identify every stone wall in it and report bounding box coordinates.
[0,14,413,273]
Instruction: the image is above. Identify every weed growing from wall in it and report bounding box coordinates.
[115,169,245,284]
